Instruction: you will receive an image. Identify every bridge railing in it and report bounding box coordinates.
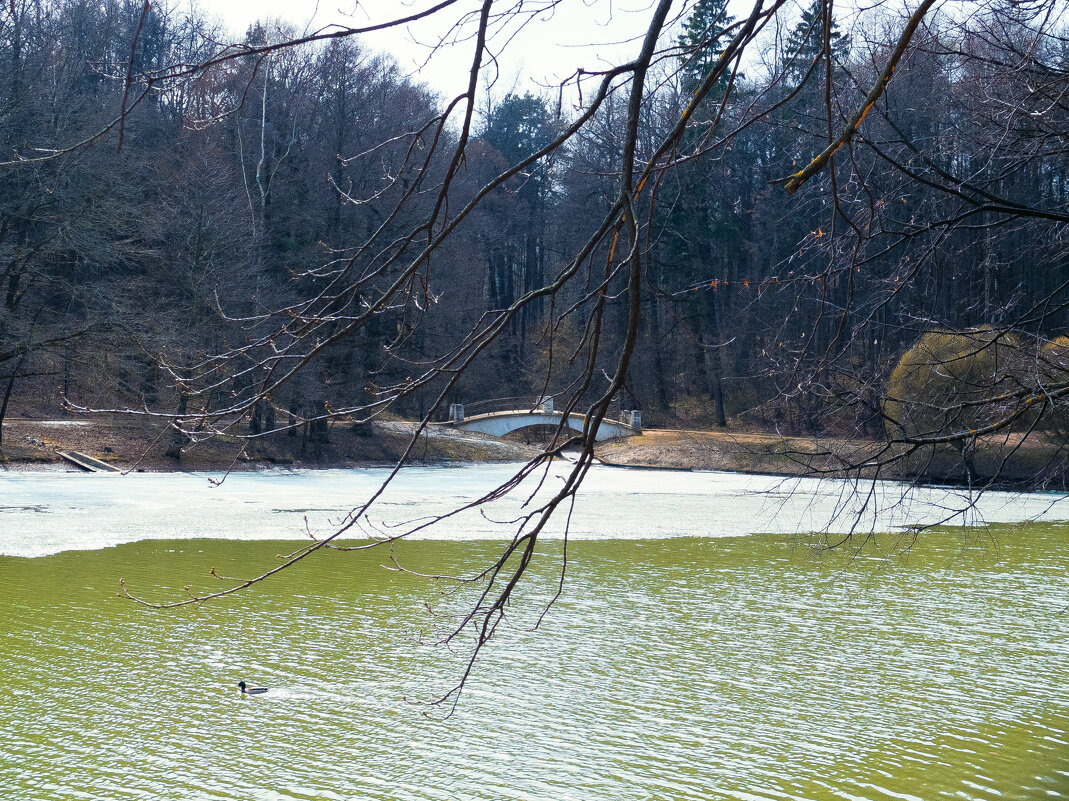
[461,396,549,418]
[446,396,636,427]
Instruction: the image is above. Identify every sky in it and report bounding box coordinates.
[194,0,691,99]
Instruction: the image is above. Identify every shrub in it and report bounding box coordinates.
[883,328,1023,440]
[1038,336,1069,441]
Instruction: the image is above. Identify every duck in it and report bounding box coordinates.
[238,681,267,695]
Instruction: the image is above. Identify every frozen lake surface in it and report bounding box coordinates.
[2,462,1067,557]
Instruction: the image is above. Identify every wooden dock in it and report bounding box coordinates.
[56,450,121,473]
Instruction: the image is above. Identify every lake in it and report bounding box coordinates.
[1,464,1067,800]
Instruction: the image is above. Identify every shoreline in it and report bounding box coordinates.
[596,427,1069,490]
[0,416,545,474]
[1,415,1066,490]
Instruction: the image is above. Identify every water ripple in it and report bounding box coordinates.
[1,531,1067,800]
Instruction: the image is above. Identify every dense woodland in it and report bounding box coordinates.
[2,0,1069,470]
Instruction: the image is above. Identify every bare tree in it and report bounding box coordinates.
[6,0,1069,707]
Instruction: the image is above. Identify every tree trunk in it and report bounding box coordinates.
[648,288,671,412]
[165,392,189,460]
[0,353,26,449]
[701,290,727,427]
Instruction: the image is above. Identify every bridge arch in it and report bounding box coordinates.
[451,408,635,442]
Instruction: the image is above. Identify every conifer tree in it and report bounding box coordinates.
[783,0,850,88]
[677,0,736,96]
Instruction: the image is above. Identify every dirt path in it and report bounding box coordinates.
[2,416,1064,487]
[0,417,541,472]
[594,427,1067,487]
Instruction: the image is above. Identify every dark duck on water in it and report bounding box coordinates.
[238,681,267,695]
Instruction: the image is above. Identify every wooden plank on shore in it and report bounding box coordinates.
[56,450,121,473]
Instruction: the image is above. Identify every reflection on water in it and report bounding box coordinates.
[1,529,1067,800]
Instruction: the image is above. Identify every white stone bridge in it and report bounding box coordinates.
[446,398,640,442]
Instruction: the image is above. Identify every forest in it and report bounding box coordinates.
[1,0,1068,486]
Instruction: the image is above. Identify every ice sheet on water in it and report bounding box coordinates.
[0,463,1067,557]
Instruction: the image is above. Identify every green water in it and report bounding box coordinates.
[1,528,1067,800]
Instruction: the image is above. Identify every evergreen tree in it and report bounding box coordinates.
[479,94,560,368]
[481,93,556,166]
[783,0,849,88]
[677,0,736,96]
